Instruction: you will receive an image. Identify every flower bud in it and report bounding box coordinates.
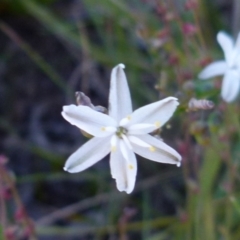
[182,23,198,36]
[188,98,215,111]
[75,92,107,114]
[185,0,198,10]
[0,155,8,165]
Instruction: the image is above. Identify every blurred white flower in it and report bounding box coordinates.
[199,31,240,102]
[62,64,181,194]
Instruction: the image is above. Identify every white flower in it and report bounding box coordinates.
[199,31,240,102]
[62,64,181,194]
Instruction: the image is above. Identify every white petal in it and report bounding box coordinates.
[108,64,133,122]
[122,134,132,150]
[110,138,137,194]
[235,32,240,49]
[120,139,130,160]
[221,70,240,102]
[198,61,228,79]
[110,134,118,151]
[131,134,181,166]
[127,124,156,135]
[62,105,117,137]
[217,31,234,64]
[64,137,111,173]
[123,97,178,129]
[128,135,151,147]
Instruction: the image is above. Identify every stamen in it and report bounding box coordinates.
[149,146,156,152]
[101,126,116,133]
[111,146,117,152]
[128,164,134,170]
[154,121,161,128]
[116,126,128,138]
[111,135,118,151]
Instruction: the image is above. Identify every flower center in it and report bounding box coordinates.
[116,126,128,138]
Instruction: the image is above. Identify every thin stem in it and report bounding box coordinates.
[0,167,7,234]
[1,166,37,240]
[192,0,207,51]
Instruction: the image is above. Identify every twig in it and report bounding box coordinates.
[36,170,181,226]
[36,215,176,237]
[0,167,7,234]
[2,167,38,240]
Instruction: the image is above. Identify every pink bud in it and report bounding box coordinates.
[168,54,179,66]
[185,0,198,10]
[156,5,167,16]
[157,28,170,39]
[182,23,198,36]
[213,80,221,90]
[164,12,175,22]
[181,71,193,81]
[0,155,8,165]
[4,227,17,240]
[23,220,35,238]
[199,57,212,67]
[179,211,188,223]
[222,182,233,193]
[177,141,188,158]
[14,206,26,222]
[0,187,12,200]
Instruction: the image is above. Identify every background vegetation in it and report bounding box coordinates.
[0,0,240,239]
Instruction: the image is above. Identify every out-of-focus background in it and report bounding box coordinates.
[1,0,240,239]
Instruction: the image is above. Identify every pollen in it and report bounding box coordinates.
[154,121,161,128]
[149,146,156,152]
[101,127,106,131]
[111,146,117,152]
[127,115,131,120]
[128,164,134,170]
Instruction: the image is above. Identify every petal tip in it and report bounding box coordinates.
[62,105,68,111]
[63,166,76,173]
[118,63,125,69]
[198,68,210,79]
[216,31,227,42]
[62,104,76,112]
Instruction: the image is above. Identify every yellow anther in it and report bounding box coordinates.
[154,121,161,128]
[101,127,106,131]
[111,146,117,152]
[129,164,134,170]
[127,115,131,120]
[149,146,156,152]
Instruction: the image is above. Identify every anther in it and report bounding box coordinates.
[154,121,161,128]
[111,146,117,152]
[128,164,134,170]
[149,146,156,152]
